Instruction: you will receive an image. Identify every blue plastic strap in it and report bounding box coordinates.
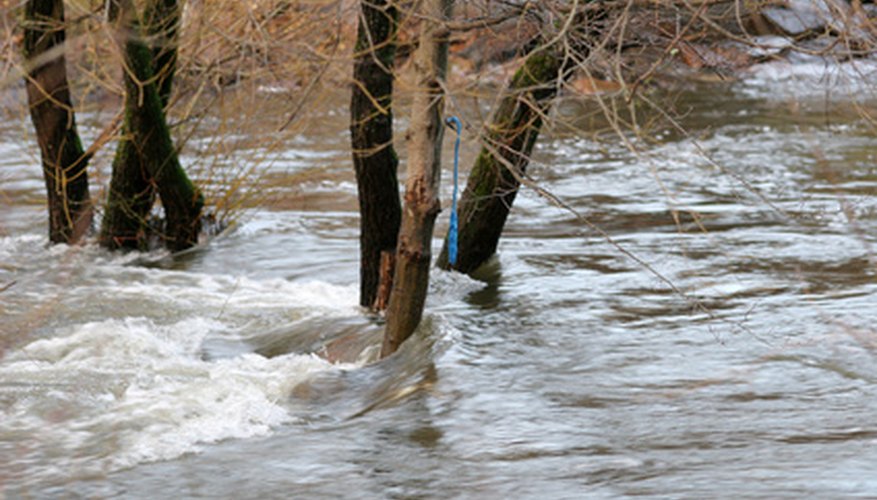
[446,116,462,266]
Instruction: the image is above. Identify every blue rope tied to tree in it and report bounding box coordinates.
[446,115,462,266]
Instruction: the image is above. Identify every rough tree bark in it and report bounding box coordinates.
[381,0,454,357]
[22,0,92,244]
[435,44,568,274]
[350,0,402,310]
[100,0,202,251]
[143,0,180,108]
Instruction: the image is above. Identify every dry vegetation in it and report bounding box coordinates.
[0,0,875,223]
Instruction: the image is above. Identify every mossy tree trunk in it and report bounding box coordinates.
[100,0,202,251]
[23,0,92,244]
[350,0,401,310]
[435,45,569,274]
[381,0,454,357]
[143,0,180,108]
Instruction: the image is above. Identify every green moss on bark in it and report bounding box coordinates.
[436,48,565,273]
[100,0,202,251]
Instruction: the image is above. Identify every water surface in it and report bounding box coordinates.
[1,59,877,498]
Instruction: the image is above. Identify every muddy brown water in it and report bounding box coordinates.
[2,59,877,498]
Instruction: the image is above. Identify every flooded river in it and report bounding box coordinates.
[2,58,877,498]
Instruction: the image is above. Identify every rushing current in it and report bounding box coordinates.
[2,56,877,498]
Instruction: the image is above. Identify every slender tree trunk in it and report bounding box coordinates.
[435,46,568,274]
[381,0,454,358]
[350,0,401,310]
[100,0,202,251]
[23,0,92,244]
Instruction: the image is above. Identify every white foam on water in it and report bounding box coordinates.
[0,233,44,255]
[741,57,877,101]
[0,235,363,485]
[0,231,359,323]
[1,315,350,482]
[81,268,359,314]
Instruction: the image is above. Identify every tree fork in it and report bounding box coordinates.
[350,0,402,309]
[23,0,92,244]
[100,0,202,251]
[381,0,454,357]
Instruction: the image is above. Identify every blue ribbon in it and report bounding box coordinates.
[446,116,462,266]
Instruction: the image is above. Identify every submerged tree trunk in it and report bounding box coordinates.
[381,0,454,357]
[23,0,92,244]
[99,0,179,250]
[350,0,401,310]
[100,0,202,251]
[435,46,568,274]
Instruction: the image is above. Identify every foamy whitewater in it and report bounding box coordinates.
[0,236,360,484]
[741,52,877,101]
[4,46,877,497]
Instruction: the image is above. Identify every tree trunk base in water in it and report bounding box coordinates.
[372,250,396,311]
[381,0,454,357]
[23,0,92,244]
[100,0,202,252]
[436,46,569,274]
[351,0,401,308]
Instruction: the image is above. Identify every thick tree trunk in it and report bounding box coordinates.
[23,0,92,244]
[350,0,401,310]
[381,0,453,358]
[100,0,202,251]
[435,47,567,274]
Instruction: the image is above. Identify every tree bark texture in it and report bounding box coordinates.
[435,47,567,274]
[100,0,202,251]
[23,0,92,244]
[143,0,179,108]
[381,0,454,358]
[350,0,402,309]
